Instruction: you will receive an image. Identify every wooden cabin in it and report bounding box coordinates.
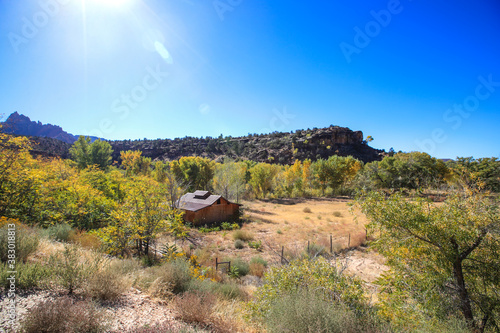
[176,191,241,225]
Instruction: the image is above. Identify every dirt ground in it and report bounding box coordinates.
[168,198,386,277]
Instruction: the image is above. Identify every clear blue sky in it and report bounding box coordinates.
[0,0,499,159]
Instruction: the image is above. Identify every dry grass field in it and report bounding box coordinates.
[175,197,375,271]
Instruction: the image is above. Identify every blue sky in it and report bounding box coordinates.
[0,0,499,159]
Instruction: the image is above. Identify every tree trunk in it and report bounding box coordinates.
[144,239,149,256]
[453,258,476,329]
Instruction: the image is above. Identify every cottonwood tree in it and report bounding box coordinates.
[356,191,500,332]
[212,159,246,202]
[70,136,113,170]
[0,130,37,218]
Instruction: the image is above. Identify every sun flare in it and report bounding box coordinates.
[88,0,134,8]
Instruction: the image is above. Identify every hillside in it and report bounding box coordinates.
[2,112,100,144]
[2,112,385,164]
[109,126,384,164]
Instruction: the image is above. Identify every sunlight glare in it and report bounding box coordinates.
[90,0,134,8]
[154,41,173,64]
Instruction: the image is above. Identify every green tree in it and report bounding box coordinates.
[359,152,449,190]
[0,130,37,219]
[170,156,215,192]
[248,163,278,199]
[449,157,500,192]
[356,191,500,331]
[70,136,112,170]
[212,159,246,202]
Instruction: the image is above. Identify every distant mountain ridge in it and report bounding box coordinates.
[1,112,385,164]
[2,112,100,144]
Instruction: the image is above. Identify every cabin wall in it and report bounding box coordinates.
[183,199,240,225]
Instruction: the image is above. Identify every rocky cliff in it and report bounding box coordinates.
[2,112,384,164]
[109,126,384,164]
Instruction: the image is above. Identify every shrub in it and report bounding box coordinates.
[138,259,193,297]
[250,258,366,317]
[234,240,245,249]
[0,224,40,263]
[173,291,216,327]
[84,266,128,301]
[44,223,73,242]
[250,256,267,267]
[220,222,232,230]
[303,207,312,213]
[0,262,52,291]
[306,242,326,257]
[49,245,97,294]
[249,262,266,278]
[333,211,343,217]
[229,257,249,277]
[20,297,108,333]
[248,240,262,250]
[264,289,385,333]
[232,230,254,241]
[187,279,245,300]
[108,258,142,275]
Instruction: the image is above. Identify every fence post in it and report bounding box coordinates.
[330,235,333,253]
[216,257,218,271]
[281,246,284,264]
[348,233,351,248]
[307,241,310,253]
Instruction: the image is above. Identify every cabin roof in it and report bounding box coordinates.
[176,191,241,212]
[177,191,222,212]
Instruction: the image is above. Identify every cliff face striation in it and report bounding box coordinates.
[2,112,384,164]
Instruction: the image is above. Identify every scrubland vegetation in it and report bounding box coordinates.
[1,130,499,332]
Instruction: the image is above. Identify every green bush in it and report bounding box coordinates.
[138,259,193,297]
[221,222,232,230]
[43,223,73,242]
[0,225,40,263]
[20,297,108,333]
[0,262,52,291]
[250,256,267,267]
[232,230,254,241]
[248,240,262,250]
[264,289,385,333]
[234,240,245,249]
[228,257,249,277]
[49,245,97,294]
[187,279,245,300]
[250,258,366,317]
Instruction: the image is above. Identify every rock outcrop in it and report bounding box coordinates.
[2,112,385,164]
